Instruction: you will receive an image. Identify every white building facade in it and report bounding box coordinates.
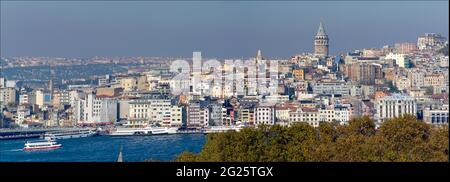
[375,94,417,122]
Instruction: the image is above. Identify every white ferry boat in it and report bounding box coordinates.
[43,129,97,140]
[204,126,243,133]
[24,139,62,150]
[109,126,178,136]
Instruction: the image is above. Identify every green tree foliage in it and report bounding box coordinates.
[175,116,449,162]
[387,81,400,93]
[176,151,198,162]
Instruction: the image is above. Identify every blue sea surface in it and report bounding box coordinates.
[0,134,206,162]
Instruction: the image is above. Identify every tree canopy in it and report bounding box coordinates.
[175,115,449,162]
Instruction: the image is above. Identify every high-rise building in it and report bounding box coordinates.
[345,63,383,85]
[52,90,70,107]
[74,93,118,124]
[209,103,223,126]
[314,21,329,57]
[0,87,17,105]
[168,105,184,127]
[19,92,29,105]
[187,102,209,128]
[33,89,52,108]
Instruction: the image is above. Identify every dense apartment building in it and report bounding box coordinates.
[312,80,352,96]
[385,53,411,68]
[161,105,184,127]
[394,76,411,91]
[52,90,70,107]
[74,93,118,124]
[187,102,209,128]
[423,105,449,125]
[417,33,447,50]
[128,98,171,124]
[424,74,445,87]
[375,94,417,122]
[0,87,17,105]
[343,63,383,85]
[289,107,320,127]
[408,69,426,88]
[255,103,276,125]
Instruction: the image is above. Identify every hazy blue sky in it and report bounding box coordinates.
[1,1,448,58]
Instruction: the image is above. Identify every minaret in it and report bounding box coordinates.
[255,50,263,95]
[117,145,123,162]
[256,49,263,61]
[331,87,335,106]
[314,20,329,57]
[48,79,53,93]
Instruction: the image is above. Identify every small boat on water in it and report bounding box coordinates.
[43,129,97,140]
[108,126,178,136]
[24,139,62,150]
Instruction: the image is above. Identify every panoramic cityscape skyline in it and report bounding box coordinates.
[1,1,448,58]
[0,1,448,165]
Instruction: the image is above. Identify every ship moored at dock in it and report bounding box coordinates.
[108,126,178,136]
[43,128,97,140]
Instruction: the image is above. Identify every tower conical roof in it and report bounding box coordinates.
[316,21,327,36]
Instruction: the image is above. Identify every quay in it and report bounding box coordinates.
[0,128,94,140]
[0,126,242,139]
